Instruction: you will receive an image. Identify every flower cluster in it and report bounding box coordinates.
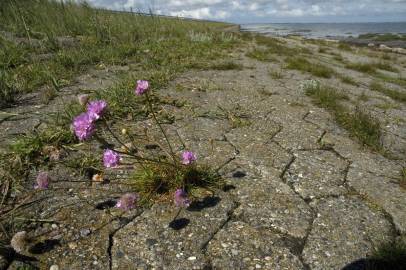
[67,80,198,212]
[174,189,191,208]
[103,149,121,168]
[135,80,149,95]
[72,99,107,141]
[34,171,50,190]
[182,151,197,165]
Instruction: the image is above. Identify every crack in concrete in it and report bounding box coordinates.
[107,212,143,270]
[200,200,240,253]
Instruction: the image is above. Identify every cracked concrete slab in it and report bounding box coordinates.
[111,193,236,269]
[284,150,348,199]
[207,221,305,270]
[303,196,394,270]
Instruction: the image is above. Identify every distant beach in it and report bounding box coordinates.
[241,22,406,39]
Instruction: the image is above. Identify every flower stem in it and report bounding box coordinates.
[145,93,176,164]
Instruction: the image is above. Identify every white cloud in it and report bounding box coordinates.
[81,0,406,22]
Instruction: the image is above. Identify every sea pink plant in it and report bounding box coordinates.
[116,193,139,211]
[87,100,107,121]
[34,171,50,189]
[135,80,149,95]
[181,151,197,165]
[103,149,121,168]
[72,112,96,141]
[174,189,191,207]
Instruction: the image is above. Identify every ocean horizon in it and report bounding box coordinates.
[240,22,406,39]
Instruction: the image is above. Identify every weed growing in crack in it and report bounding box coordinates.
[303,80,382,151]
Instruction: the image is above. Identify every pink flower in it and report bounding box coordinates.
[103,149,120,168]
[34,171,50,189]
[116,193,139,211]
[135,80,149,95]
[72,112,96,141]
[174,189,191,207]
[181,151,197,165]
[87,100,107,121]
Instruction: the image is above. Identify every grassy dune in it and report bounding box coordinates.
[0,0,238,108]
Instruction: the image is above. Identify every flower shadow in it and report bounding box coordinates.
[187,196,221,212]
[169,218,190,231]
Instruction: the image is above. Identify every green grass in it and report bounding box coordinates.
[246,48,278,62]
[366,241,406,270]
[286,57,335,78]
[377,74,406,88]
[247,35,310,62]
[345,61,398,74]
[0,0,236,108]
[359,33,406,42]
[339,74,359,86]
[338,43,352,51]
[131,163,223,200]
[370,81,406,103]
[207,61,243,70]
[305,83,382,150]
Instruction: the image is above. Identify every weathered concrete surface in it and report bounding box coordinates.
[207,221,305,270]
[303,197,394,270]
[2,35,406,270]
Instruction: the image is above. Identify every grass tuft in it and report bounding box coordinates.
[286,57,335,78]
[305,83,382,150]
[131,163,223,199]
[345,61,398,74]
[370,81,406,103]
[366,241,406,270]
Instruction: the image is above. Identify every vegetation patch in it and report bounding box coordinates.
[366,240,406,270]
[345,61,398,74]
[286,57,335,78]
[304,81,382,150]
[246,48,278,62]
[370,81,406,103]
[0,0,236,108]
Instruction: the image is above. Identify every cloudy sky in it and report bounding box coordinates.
[83,0,406,23]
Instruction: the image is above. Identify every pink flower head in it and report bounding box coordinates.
[103,149,121,168]
[135,80,149,95]
[34,171,50,189]
[181,151,197,165]
[72,112,96,141]
[174,189,191,207]
[87,100,107,121]
[116,193,139,211]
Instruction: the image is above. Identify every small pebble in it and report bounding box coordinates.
[187,256,196,261]
[51,224,58,229]
[80,228,91,237]
[50,265,59,270]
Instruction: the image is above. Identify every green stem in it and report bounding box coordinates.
[145,93,176,164]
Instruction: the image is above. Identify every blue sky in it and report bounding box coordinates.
[82,0,406,23]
